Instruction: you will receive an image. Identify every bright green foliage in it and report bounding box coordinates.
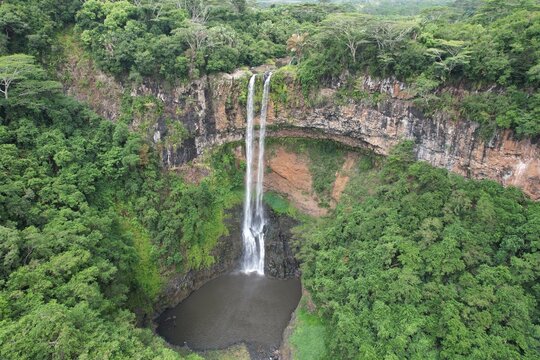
[0,54,61,102]
[0,0,81,57]
[152,146,243,269]
[165,119,191,149]
[290,307,328,360]
[73,1,332,80]
[156,178,225,269]
[306,141,346,205]
[460,90,540,137]
[299,143,540,359]
[269,67,296,108]
[264,192,299,219]
[0,301,185,359]
[0,92,182,357]
[0,56,239,358]
[117,207,163,311]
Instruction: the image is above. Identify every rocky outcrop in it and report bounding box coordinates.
[61,55,540,199]
[265,209,300,279]
[60,41,123,121]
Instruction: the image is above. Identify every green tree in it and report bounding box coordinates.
[0,54,60,100]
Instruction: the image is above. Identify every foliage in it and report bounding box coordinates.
[164,119,191,149]
[0,0,82,59]
[361,0,454,16]
[264,191,299,219]
[0,54,61,103]
[0,85,181,358]
[73,0,338,80]
[0,56,238,358]
[305,140,346,205]
[290,0,540,135]
[298,142,540,359]
[295,1,540,88]
[6,1,536,135]
[269,67,296,108]
[460,89,540,138]
[117,207,163,312]
[289,301,328,360]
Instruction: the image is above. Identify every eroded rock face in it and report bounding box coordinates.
[265,147,328,217]
[212,74,539,200]
[264,209,300,279]
[62,61,540,200]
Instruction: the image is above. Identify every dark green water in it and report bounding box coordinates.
[156,272,301,352]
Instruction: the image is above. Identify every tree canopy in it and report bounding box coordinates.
[0,54,242,359]
[298,142,540,359]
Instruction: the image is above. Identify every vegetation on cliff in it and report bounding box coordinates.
[69,0,540,136]
[0,55,243,359]
[298,141,540,359]
[294,0,539,136]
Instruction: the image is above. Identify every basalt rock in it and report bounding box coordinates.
[264,208,300,279]
[61,58,540,200]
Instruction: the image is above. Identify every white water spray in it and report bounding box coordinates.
[242,73,272,275]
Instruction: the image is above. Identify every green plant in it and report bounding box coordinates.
[299,142,540,359]
[290,307,328,360]
[165,120,190,149]
[263,192,299,218]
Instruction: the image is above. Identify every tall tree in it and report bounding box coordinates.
[0,54,60,101]
[323,14,370,63]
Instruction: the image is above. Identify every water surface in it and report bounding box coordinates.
[156,272,301,352]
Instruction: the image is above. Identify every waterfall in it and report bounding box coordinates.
[242,75,257,273]
[242,73,272,275]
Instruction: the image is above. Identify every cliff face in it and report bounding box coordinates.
[61,58,540,200]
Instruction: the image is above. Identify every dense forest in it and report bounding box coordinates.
[298,142,540,359]
[0,53,243,357]
[1,0,539,359]
[1,0,539,134]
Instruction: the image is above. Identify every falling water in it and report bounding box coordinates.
[242,73,272,275]
[242,75,257,273]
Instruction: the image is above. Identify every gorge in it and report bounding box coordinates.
[155,72,305,359]
[57,48,540,356]
[56,43,540,360]
[2,1,540,359]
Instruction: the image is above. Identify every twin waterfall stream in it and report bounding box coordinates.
[242,73,272,275]
[156,73,302,358]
